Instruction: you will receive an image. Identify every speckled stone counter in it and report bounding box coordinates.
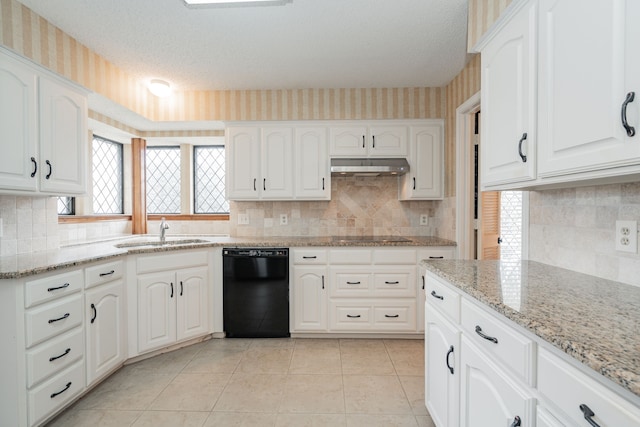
[0,235,455,279]
[420,259,640,399]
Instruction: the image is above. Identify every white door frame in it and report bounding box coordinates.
[455,92,481,260]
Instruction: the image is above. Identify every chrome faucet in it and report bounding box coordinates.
[159,217,169,243]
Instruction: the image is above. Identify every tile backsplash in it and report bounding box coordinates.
[0,196,59,256]
[529,182,640,287]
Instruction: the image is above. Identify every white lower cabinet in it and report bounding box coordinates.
[291,265,327,331]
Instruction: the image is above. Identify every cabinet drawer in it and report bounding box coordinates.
[538,347,640,427]
[373,271,415,297]
[328,249,371,264]
[292,249,327,264]
[24,269,83,308]
[28,360,85,427]
[26,327,84,388]
[331,271,371,296]
[85,259,124,289]
[330,304,371,330]
[424,274,461,323]
[373,303,416,330]
[25,294,83,348]
[372,249,416,265]
[417,248,455,261]
[461,299,534,385]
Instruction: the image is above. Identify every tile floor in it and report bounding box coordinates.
[46,338,435,427]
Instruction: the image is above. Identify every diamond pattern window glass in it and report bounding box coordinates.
[92,136,123,214]
[146,146,181,214]
[57,197,74,215]
[194,146,228,214]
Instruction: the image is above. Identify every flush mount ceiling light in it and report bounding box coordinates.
[183,0,292,8]
[148,79,171,97]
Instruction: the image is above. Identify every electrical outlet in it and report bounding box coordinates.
[237,214,249,225]
[420,214,428,226]
[615,220,637,253]
[280,214,288,225]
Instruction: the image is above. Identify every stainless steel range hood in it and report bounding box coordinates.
[330,158,410,176]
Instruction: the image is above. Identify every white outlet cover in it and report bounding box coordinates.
[420,214,428,226]
[280,214,288,225]
[238,214,249,225]
[615,220,637,253]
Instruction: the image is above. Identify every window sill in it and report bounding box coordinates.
[58,214,230,223]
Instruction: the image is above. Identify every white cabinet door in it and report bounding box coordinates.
[480,1,537,189]
[329,126,368,157]
[0,52,38,192]
[292,266,327,331]
[226,127,260,200]
[425,308,460,427]
[400,124,444,200]
[537,0,640,178]
[369,126,407,157]
[176,266,209,342]
[38,75,87,195]
[294,127,330,200]
[85,280,126,386]
[261,127,293,199]
[460,338,534,427]
[137,272,176,353]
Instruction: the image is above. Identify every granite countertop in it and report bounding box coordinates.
[0,235,455,279]
[421,259,640,399]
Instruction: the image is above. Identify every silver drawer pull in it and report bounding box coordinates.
[47,283,70,292]
[99,270,115,277]
[346,281,361,285]
[50,382,72,399]
[430,290,444,300]
[384,314,399,318]
[384,281,399,284]
[49,348,71,362]
[48,313,70,324]
[346,314,361,318]
[475,325,498,344]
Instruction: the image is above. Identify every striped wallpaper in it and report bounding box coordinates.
[467,0,513,50]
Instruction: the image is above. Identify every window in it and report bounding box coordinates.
[92,136,124,214]
[146,146,181,214]
[57,197,74,215]
[194,145,228,214]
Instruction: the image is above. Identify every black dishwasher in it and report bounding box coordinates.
[222,248,290,338]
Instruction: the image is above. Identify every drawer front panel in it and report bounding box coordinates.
[25,270,83,308]
[328,249,372,265]
[330,304,371,330]
[461,299,534,385]
[85,259,124,289]
[538,347,640,427]
[373,270,415,297]
[137,250,209,273]
[26,294,83,348]
[28,361,85,427]
[372,249,416,264]
[373,302,416,330]
[424,274,461,323]
[292,249,327,264]
[26,327,84,387]
[417,248,456,261]
[331,271,371,297]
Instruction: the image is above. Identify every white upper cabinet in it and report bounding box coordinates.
[399,122,444,200]
[0,48,87,196]
[329,124,407,157]
[261,127,294,199]
[537,0,640,177]
[294,127,330,200]
[480,1,537,189]
[226,127,261,200]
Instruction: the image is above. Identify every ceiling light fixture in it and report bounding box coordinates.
[148,79,171,97]
[183,0,292,8]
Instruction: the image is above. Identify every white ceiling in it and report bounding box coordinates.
[17,0,469,91]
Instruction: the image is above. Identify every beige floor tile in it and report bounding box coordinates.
[398,376,428,415]
[149,373,230,411]
[250,338,296,348]
[203,412,278,427]
[213,373,287,412]
[346,414,419,427]
[385,340,425,376]
[45,409,141,427]
[128,345,201,374]
[339,339,387,351]
[289,347,342,375]
[195,338,253,353]
[131,411,209,427]
[183,349,245,374]
[279,374,345,414]
[343,375,412,414]
[415,415,437,427]
[236,347,293,374]
[340,348,396,375]
[276,413,347,427]
[294,338,340,349]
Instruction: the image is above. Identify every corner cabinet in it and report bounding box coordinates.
[0,47,88,196]
[399,122,445,200]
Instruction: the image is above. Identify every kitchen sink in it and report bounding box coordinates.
[114,238,209,248]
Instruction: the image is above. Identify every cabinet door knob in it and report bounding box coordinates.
[413,177,416,190]
[99,270,115,277]
[362,135,365,148]
[510,416,521,427]
[622,91,636,137]
[47,282,70,292]
[579,404,602,427]
[45,160,53,179]
[30,157,37,177]
[518,133,527,162]
[475,325,498,344]
[48,313,70,324]
[180,281,184,296]
[430,290,444,300]
[446,345,454,374]
[50,382,72,399]
[253,178,256,191]
[321,275,325,289]
[263,178,266,191]
[372,135,375,148]
[90,303,97,324]
[170,282,174,298]
[346,314,361,318]
[49,347,71,362]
